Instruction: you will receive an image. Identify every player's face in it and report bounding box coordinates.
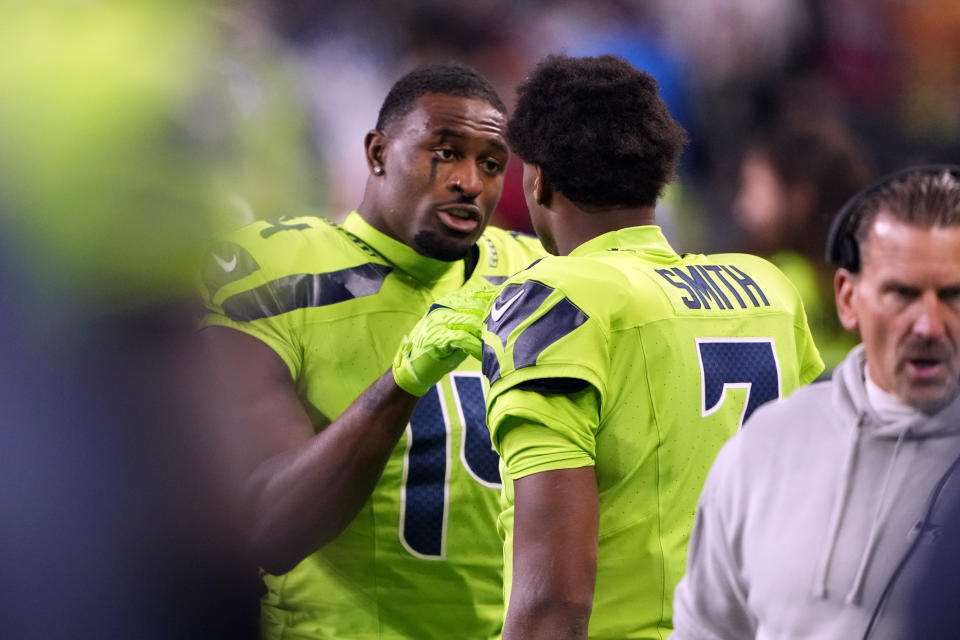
[836,214,960,413]
[376,94,508,261]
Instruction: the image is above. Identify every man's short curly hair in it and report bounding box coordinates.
[507,54,687,209]
[376,63,506,132]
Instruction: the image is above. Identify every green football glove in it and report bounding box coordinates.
[392,285,498,396]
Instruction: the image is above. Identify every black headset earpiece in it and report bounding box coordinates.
[825,164,960,273]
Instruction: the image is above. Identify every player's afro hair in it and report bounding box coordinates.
[507,54,687,209]
[376,62,506,132]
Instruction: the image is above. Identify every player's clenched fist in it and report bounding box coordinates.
[392,285,498,396]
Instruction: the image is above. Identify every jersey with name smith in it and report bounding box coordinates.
[482,225,823,639]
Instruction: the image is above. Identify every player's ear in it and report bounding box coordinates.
[533,165,553,209]
[834,268,859,332]
[365,129,387,177]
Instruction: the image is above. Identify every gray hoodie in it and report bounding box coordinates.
[672,346,960,639]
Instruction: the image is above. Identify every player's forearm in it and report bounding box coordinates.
[502,598,592,640]
[245,370,418,573]
[503,467,599,640]
[501,557,595,640]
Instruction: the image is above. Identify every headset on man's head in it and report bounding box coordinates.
[825,164,960,273]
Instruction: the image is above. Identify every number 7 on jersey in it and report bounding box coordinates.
[696,337,782,429]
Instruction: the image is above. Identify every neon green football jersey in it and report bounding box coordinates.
[201,212,544,639]
[481,225,823,639]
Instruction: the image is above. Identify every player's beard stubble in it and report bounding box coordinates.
[413,229,475,262]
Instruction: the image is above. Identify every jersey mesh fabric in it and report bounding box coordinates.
[202,212,544,640]
[482,225,823,639]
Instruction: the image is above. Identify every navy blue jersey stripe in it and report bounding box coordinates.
[221,263,393,322]
[481,343,502,385]
[485,280,554,348]
[513,298,588,370]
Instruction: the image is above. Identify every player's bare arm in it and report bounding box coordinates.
[203,326,418,574]
[502,467,599,640]
[203,284,491,574]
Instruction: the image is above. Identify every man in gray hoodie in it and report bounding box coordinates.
[672,166,960,639]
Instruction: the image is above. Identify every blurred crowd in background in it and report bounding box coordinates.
[0,0,957,637]
[257,0,960,236]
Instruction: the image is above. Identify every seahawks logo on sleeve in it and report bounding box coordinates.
[482,280,588,384]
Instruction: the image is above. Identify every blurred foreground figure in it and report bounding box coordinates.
[0,2,262,638]
[200,64,544,639]
[674,167,960,639]
[478,54,822,639]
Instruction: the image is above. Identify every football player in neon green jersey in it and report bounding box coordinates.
[478,55,825,639]
[200,64,544,639]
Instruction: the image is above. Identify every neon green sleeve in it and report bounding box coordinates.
[481,263,612,408]
[796,319,825,384]
[199,232,304,380]
[783,270,825,384]
[489,385,601,480]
